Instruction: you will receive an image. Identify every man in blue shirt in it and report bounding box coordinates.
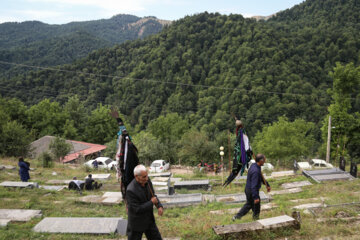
[232,154,271,221]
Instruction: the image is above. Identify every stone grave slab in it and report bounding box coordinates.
[78,195,103,204]
[46,179,72,185]
[0,209,42,221]
[293,203,324,210]
[270,171,295,178]
[39,185,67,191]
[157,193,202,208]
[0,219,11,227]
[213,215,298,237]
[152,181,169,186]
[85,174,111,181]
[78,192,123,205]
[210,203,277,215]
[0,181,39,188]
[269,187,302,196]
[203,194,215,203]
[170,177,182,183]
[33,217,127,235]
[281,181,312,189]
[149,172,172,178]
[215,191,269,204]
[174,180,209,190]
[151,177,170,182]
[290,197,328,203]
[302,168,355,183]
[0,165,16,170]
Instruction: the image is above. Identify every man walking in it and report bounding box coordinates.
[232,154,271,221]
[126,165,163,240]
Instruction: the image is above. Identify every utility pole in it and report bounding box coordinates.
[326,116,331,163]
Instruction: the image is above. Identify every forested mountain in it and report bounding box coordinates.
[1,0,360,162]
[0,14,170,77]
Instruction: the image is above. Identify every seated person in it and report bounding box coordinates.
[68,177,84,191]
[84,174,102,190]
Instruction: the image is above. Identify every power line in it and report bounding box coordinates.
[0,60,343,98]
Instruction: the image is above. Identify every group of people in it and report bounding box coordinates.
[68,174,103,193]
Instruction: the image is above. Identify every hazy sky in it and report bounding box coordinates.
[0,0,305,24]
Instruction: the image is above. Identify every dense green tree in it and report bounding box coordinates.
[49,137,72,161]
[253,117,317,167]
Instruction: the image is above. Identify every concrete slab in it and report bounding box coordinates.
[0,209,42,221]
[203,194,215,203]
[213,215,298,237]
[293,203,324,210]
[257,215,295,227]
[33,217,127,235]
[46,180,72,185]
[148,172,172,178]
[0,219,11,227]
[157,193,203,208]
[170,178,182,182]
[270,171,295,178]
[290,197,328,203]
[85,174,111,181]
[269,187,302,196]
[0,181,39,188]
[302,168,355,183]
[152,181,169,186]
[78,192,123,205]
[210,203,277,215]
[103,192,122,198]
[215,191,269,204]
[174,180,209,190]
[151,177,170,182]
[0,165,16,170]
[39,185,67,191]
[281,181,312,189]
[78,195,103,204]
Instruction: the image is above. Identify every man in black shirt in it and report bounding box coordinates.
[233,154,271,221]
[84,174,102,190]
[126,165,163,240]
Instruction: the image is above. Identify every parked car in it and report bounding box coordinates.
[248,159,274,171]
[310,159,334,168]
[84,157,117,170]
[149,160,170,173]
[297,161,312,170]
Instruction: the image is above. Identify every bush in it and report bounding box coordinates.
[38,152,54,168]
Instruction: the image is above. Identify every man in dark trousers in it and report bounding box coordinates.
[126,164,163,240]
[232,154,271,221]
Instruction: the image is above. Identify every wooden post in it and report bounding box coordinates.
[326,116,331,163]
[228,129,231,188]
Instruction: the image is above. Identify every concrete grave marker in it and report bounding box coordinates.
[213,215,299,237]
[149,172,172,178]
[157,193,203,208]
[0,181,39,188]
[293,203,324,210]
[303,168,355,183]
[270,171,295,178]
[269,187,302,196]
[174,180,209,190]
[281,181,312,189]
[39,185,67,191]
[0,209,42,221]
[0,165,16,170]
[78,192,123,205]
[215,191,269,204]
[210,203,277,215]
[46,180,72,185]
[85,174,111,181]
[33,217,127,235]
[0,219,10,227]
[202,194,215,203]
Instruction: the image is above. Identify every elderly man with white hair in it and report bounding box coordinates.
[126,164,164,240]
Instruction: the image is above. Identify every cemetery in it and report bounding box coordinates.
[0,157,359,240]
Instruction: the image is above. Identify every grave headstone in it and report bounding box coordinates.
[0,165,16,170]
[46,180,72,185]
[350,162,357,178]
[157,193,203,208]
[0,219,10,227]
[85,174,111,181]
[339,157,346,171]
[269,187,302,196]
[281,181,312,189]
[174,180,209,190]
[0,209,42,221]
[303,168,355,183]
[213,215,299,237]
[33,217,127,235]
[293,203,324,210]
[210,203,277,215]
[0,181,39,188]
[215,191,269,204]
[39,185,66,191]
[270,171,295,178]
[148,172,172,178]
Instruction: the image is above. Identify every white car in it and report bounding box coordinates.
[149,160,170,173]
[84,157,117,170]
[248,160,274,171]
[310,159,334,168]
[297,161,312,170]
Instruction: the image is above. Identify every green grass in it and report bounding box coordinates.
[0,157,359,239]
